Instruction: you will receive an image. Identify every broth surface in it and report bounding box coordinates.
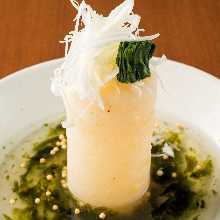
[0,122,218,220]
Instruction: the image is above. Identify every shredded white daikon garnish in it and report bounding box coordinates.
[51,0,161,108]
[162,143,175,158]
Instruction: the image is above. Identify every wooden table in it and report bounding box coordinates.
[0,0,220,79]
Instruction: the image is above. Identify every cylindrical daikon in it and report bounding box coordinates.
[65,75,156,211]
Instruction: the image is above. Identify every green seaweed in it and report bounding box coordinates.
[116,41,155,83]
[5,124,215,220]
[191,159,213,178]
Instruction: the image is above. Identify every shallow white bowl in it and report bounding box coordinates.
[0,58,220,219]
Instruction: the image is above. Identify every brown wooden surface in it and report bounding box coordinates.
[0,0,220,79]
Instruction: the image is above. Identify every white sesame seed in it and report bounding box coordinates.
[46,174,53,181]
[9,198,16,205]
[99,212,106,219]
[62,183,68,188]
[172,172,177,178]
[61,179,67,188]
[196,165,202,170]
[176,123,184,130]
[46,190,51,197]
[62,170,67,178]
[52,204,59,211]
[157,169,164,177]
[50,150,56,155]
[20,162,26,168]
[35,198,40,204]
[61,179,66,184]
[61,139,67,144]
[62,183,68,189]
[40,158,46,164]
[74,208,80,215]
[56,141,61,146]
[53,147,59,153]
[163,155,169,160]
[59,134,65,140]
[61,144,67,150]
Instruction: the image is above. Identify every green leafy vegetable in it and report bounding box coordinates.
[116,40,155,83]
[191,159,213,178]
[5,124,215,220]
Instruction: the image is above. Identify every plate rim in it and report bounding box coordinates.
[0,57,219,85]
[0,58,220,220]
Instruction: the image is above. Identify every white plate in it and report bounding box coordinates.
[0,58,220,219]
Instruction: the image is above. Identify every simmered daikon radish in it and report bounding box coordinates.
[66,75,156,211]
